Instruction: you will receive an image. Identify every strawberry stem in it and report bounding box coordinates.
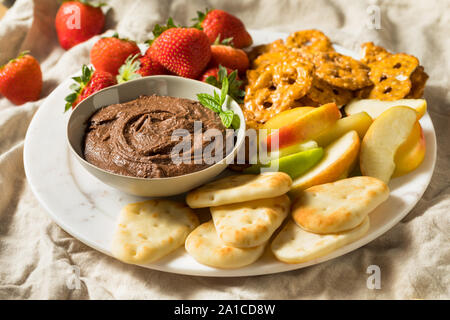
[66,0,106,8]
[191,8,211,29]
[213,35,234,47]
[147,17,179,45]
[64,64,93,112]
[1,50,31,69]
[117,54,142,84]
[204,65,245,104]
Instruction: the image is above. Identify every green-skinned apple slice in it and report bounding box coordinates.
[249,140,318,164]
[269,140,318,160]
[244,147,324,179]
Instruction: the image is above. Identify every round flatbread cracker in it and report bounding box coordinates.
[211,195,291,248]
[186,172,292,208]
[185,221,265,269]
[271,217,370,264]
[111,200,199,264]
[292,176,389,234]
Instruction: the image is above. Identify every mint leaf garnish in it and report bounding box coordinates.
[204,65,245,104]
[231,113,241,130]
[219,110,234,128]
[197,68,241,129]
[220,76,229,106]
[197,93,221,113]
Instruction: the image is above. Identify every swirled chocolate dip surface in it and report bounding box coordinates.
[83,95,227,178]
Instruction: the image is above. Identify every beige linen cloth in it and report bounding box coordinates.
[0,0,449,300]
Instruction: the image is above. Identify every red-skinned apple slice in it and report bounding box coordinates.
[265,103,341,151]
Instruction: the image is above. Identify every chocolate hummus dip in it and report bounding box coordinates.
[83,95,228,178]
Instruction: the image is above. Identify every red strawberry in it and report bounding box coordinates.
[199,65,245,103]
[0,51,42,105]
[55,1,105,50]
[137,53,168,77]
[199,66,236,82]
[193,9,253,49]
[150,25,211,79]
[90,33,141,75]
[65,65,116,111]
[209,43,249,75]
[117,52,168,83]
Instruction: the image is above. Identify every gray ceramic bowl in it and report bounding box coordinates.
[67,75,246,197]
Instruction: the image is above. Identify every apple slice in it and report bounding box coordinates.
[266,103,341,151]
[393,120,426,177]
[360,106,418,183]
[315,112,373,146]
[248,140,318,165]
[269,140,318,160]
[289,130,360,197]
[262,106,315,130]
[244,148,324,179]
[345,99,427,119]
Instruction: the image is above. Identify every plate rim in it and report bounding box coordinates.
[23,30,437,277]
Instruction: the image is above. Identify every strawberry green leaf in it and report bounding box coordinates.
[64,64,94,113]
[101,32,133,43]
[213,35,234,47]
[221,37,234,46]
[1,50,31,68]
[228,69,237,83]
[81,65,91,83]
[205,76,219,88]
[65,93,77,103]
[227,70,245,104]
[77,0,106,8]
[69,83,80,91]
[149,17,178,44]
[65,102,72,113]
[71,76,82,83]
[117,54,142,84]
[217,65,227,83]
[204,67,245,103]
[191,8,211,29]
[213,35,220,44]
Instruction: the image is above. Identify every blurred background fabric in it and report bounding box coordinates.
[0,0,449,299]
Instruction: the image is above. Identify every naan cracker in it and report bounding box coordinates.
[185,221,265,269]
[292,176,388,234]
[186,172,292,208]
[111,200,199,264]
[272,217,370,264]
[211,195,290,248]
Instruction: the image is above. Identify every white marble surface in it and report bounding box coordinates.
[23,30,437,277]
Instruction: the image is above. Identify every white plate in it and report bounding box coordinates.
[24,30,437,277]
